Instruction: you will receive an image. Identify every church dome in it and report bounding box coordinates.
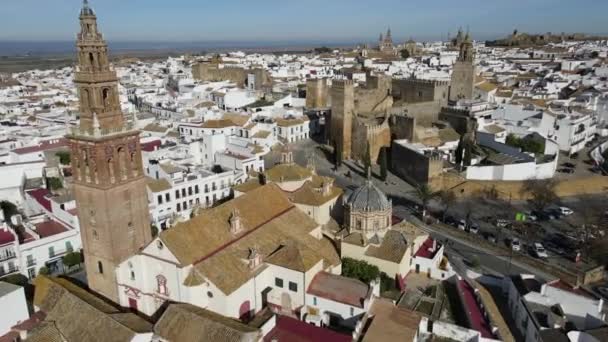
[347,180,391,212]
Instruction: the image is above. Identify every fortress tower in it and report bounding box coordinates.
[67,0,152,302]
[449,31,475,102]
[330,79,355,162]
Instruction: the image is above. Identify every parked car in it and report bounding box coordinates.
[469,222,479,234]
[444,216,458,227]
[496,219,510,227]
[559,206,574,216]
[523,212,537,222]
[534,243,549,258]
[458,219,467,231]
[512,238,521,252]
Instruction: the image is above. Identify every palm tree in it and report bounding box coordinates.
[439,190,457,222]
[415,183,437,218]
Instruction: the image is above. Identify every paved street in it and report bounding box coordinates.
[267,140,556,280]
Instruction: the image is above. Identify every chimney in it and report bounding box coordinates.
[248,247,262,270]
[229,208,242,235]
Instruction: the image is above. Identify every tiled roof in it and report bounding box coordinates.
[146,177,172,193]
[264,316,351,342]
[265,164,312,183]
[164,184,339,294]
[458,279,494,339]
[27,188,52,212]
[34,221,68,238]
[0,228,15,245]
[155,304,261,342]
[306,272,369,308]
[143,123,168,133]
[141,139,162,152]
[361,298,422,342]
[31,276,152,342]
[11,139,67,155]
[288,176,342,206]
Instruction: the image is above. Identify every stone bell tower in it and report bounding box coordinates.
[67,0,152,302]
[449,31,476,103]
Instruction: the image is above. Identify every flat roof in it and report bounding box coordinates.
[0,281,21,297]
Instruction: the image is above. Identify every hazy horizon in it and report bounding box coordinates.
[2,0,608,43]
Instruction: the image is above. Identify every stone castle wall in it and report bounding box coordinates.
[192,62,271,90]
[306,78,330,109]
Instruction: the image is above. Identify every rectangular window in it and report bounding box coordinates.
[188,187,193,196]
[157,195,163,204]
[183,201,187,210]
[175,190,180,199]
[177,203,181,212]
[66,241,73,252]
[350,307,354,316]
[48,246,55,258]
[181,189,186,197]
[195,185,199,194]
[313,297,317,305]
[165,193,170,202]
[275,277,283,288]
[289,282,297,292]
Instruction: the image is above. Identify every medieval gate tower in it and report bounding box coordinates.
[67,0,152,302]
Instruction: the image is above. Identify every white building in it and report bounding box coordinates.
[116,184,341,320]
[0,282,29,337]
[503,275,607,342]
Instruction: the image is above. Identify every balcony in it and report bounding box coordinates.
[0,253,16,263]
[0,266,19,277]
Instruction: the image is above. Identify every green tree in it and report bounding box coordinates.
[38,266,50,276]
[400,49,410,59]
[521,179,558,211]
[415,183,437,218]
[0,201,18,222]
[55,151,71,165]
[47,177,63,191]
[63,252,82,269]
[151,225,159,237]
[379,147,388,181]
[341,258,380,284]
[258,172,267,185]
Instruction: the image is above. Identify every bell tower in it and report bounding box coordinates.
[67,0,152,302]
[449,31,476,103]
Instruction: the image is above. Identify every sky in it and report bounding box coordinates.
[1,0,608,43]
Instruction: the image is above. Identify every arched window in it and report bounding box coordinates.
[89,52,95,70]
[117,147,127,180]
[107,158,115,182]
[102,88,111,109]
[81,89,90,108]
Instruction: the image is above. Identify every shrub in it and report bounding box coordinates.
[38,266,51,276]
[63,252,82,268]
[56,151,71,165]
[341,257,380,284]
[47,177,63,190]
